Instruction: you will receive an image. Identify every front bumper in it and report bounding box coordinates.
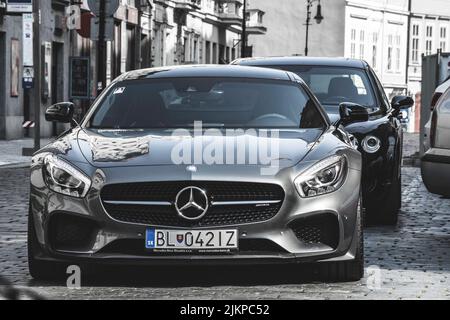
[421,148,450,197]
[30,163,362,266]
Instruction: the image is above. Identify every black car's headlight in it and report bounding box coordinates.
[43,155,91,198]
[294,155,348,198]
[362,135,381,154]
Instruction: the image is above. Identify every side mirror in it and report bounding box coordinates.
[391,95,414,110]
[338,102,369,126]
[45,102,74,124]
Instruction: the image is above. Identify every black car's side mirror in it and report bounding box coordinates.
[45,102,75,124]
[337,102,369,126]
[391,95,414,111]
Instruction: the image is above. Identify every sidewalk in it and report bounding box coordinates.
[0,139,51,168]
[402,132,421,167]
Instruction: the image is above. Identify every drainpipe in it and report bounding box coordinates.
[405,0,412,94]
[241,0,247,58]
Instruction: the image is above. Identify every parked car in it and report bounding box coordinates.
[423,77,450,152]
[233,57,414,225]
[421,85,450,197]
[29,65,367,282]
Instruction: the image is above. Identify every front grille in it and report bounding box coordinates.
[290,213,339,249]
[101,181,284,202]
[101,181,284,227]
[99,238,287,256]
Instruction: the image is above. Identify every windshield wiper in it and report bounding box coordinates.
[185,123,226,128]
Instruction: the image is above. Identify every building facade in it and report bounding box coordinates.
[248,0,410,98]
[345,0,410,98]
[0,0,266,140]
[248,0,346,57]
[408,0,450,96]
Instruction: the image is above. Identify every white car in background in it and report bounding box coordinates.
[423,78,450,152]
[422,84,450,197]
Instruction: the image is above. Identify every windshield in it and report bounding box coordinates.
[87,77,326,129]
[264,65,377,110]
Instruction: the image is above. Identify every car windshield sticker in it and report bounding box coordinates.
[113,87,126,95]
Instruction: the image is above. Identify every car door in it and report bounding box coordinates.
[366,67,403,167]
[433,88,450,149]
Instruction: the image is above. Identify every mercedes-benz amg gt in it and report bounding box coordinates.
[29,65,366,282]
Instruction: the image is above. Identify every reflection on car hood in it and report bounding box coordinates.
[76,128,322,168]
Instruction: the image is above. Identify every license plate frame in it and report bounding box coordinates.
[145,229,239,252]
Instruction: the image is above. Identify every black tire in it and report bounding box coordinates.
[28,208,65,281]
[319,199,364,282]
[366,169,401,226]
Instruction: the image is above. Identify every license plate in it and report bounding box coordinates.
[145,229,238,251]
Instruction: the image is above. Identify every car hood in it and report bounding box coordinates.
[74,128,322,169]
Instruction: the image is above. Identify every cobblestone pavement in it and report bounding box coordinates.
[0,139,51,167]
[0,165,449,300]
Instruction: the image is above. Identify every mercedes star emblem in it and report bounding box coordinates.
[175,186,209,220]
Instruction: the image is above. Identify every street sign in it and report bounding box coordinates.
[87,0,119,17]
[7,0,32,13]
[22,13,33,66]
[91,17,114,41]
[69,57,91,100]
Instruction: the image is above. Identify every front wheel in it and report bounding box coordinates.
[318,199,364,282]
[366,170,401,226]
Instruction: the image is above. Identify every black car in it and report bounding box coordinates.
[233,57,414,225]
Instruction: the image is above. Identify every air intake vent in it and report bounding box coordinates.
[290,213,339,249]
[49,213,98,252]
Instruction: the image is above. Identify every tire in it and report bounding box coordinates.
[318,199,364,282]
[366,168,401,226]
[28,208,65,281]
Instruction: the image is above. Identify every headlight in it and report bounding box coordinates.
[362,136,381,153]
[294,155,347,198]
[43,155,91,198]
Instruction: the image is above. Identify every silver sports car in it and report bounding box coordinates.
[29,65,366,282]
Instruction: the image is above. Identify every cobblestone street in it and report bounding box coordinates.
[0,162,449,300]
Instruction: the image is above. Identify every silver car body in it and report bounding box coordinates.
[423,79,450,152]
[422,85,450,197]
[29,66,363,268]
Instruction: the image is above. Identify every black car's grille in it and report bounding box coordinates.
[101,181,284,227]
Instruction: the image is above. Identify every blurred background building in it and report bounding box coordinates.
[0,0,266,140]
[0,0,449,140]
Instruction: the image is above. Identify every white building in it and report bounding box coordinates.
[408,0,450,96]
[248,0,410,97]
[345,0,410,97]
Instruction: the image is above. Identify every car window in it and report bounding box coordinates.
[438,88,450,113]
[88,77,326,129]
[263,65,377,111]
